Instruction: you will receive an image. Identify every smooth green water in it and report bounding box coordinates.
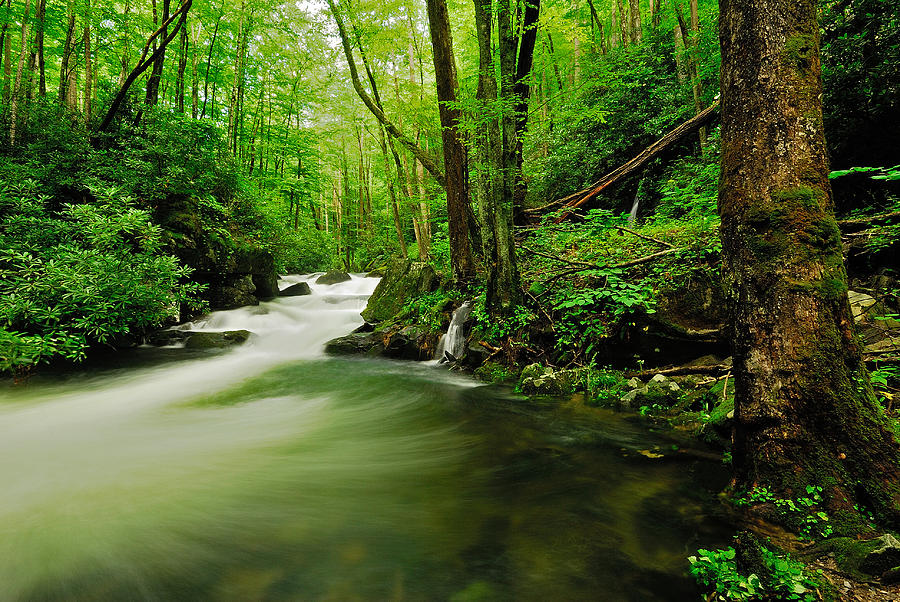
[0,275,730,601]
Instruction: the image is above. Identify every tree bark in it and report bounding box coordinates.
[425,0,474,282]
[719,0,900,528]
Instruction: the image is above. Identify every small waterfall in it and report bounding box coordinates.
[434,301,473,363]
[628,191,640,224]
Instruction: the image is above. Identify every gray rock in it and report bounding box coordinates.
[183,330,252,349]
[316,270,352,285]
[279,282,312,297]
[626,377,643,389]
[650,374,668,384]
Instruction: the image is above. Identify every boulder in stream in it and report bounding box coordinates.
[183,330,253,349]
[316,270,352,285]
[279,282,311,297]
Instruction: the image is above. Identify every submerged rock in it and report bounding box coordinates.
[279,282,311,297]
[183,330,252,349]
[316,270,352,285]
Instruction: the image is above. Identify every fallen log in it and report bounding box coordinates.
[530,101,719,222]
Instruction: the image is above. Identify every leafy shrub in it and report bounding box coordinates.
[0,186,204,375]
[689,545,820,601]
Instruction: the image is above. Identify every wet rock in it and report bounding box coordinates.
[279,282,311,297]
[352,322,376,333]
[324,333,384,356]
[316,270,352,285]
[361,260,442,323]
[184,330,252,349]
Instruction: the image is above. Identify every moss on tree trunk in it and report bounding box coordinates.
[718,0,900,531]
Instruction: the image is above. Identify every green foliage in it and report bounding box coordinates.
[829,165,900,181]
[734,486,834,540]
[0,186,204,374]
[688,546,820,602]
[401,290,455,331]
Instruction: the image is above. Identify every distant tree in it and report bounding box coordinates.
[718,0,900,528]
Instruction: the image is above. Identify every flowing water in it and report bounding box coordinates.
[0,274,731,601]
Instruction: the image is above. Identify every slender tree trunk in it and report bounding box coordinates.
[145,0,170,108]
[118,0,131,87]
[190,21,199,118]
[82,0,91,124]
[34,0,44,96]
[0,0,12,105]
[719,0,900,528]
[59,0,77,110]
[175,15,188,112]
[674,0,706,148]
[200,10,221,119]
[615,0,628,47]
[9,0,32,145]
[426,0,474,282]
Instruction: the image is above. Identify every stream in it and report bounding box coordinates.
[0,274,731,601]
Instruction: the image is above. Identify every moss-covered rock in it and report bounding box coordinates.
[183,330,252,349]
[361,260,442,323]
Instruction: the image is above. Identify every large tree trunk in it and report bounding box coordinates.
[473,0,522,315]
[425,0,474,283]
[719,0,900,528]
